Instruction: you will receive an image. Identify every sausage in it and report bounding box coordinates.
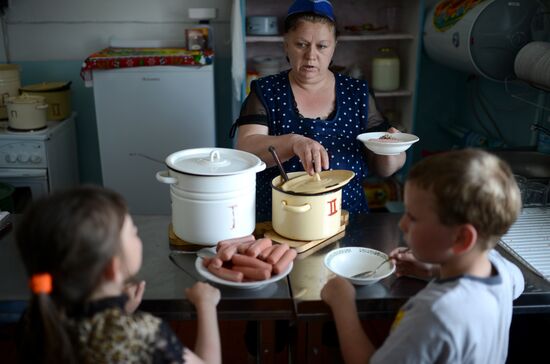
[232,265,271,281]
[217,234,255,251]
[237,241,255,254]
[207,265,244,282]
[258,245,276,261]
[273,249,297,275]
[217,244,238,261]
[231,253,273,272]
[246,238,273,258]
[208,257,223,269]
[266,243,290,265]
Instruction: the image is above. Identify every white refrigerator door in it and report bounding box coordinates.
[93,66,216,214]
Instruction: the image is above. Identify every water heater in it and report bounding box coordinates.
[424,0,540,81]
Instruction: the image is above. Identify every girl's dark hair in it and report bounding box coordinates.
[15,185,127,364]
[284,12,338,37]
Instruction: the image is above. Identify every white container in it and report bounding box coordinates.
[253,56,282,77]
[0,64,21,120]
[6,94,48,131]
[156,148,266,245]
[371,48,400,92]
[247,16,278,35]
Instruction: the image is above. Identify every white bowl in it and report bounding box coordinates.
[357,132,419,155]
[324,247,395,286]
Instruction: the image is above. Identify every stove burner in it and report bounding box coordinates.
[6,125,48,133]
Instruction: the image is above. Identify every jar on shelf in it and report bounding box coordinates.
[371,47,400,92]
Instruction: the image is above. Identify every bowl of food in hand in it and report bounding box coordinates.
[356,132,419,155]
[324,247,395,286]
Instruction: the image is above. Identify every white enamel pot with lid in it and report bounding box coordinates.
[5,94,48,131]
[271,170,355,241]
[156,148,266,245]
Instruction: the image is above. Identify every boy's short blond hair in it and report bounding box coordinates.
[407,148,522,249]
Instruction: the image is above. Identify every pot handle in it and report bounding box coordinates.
[35,104,48,110]
[281,200,311,213]
[156,170,177,184]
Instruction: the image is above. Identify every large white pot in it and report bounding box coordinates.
[156,148,266,245]
[6,94,48,131]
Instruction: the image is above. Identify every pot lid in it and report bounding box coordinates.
[6,94,45,104]
[281,170,355,194]
[20,81,71,92]
[167,148,266,176]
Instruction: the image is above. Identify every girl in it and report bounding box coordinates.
[16,185,221,364]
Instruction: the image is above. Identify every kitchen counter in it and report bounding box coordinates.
[0,215,293,322]
[289,213,550,320]
[1,212,550,324]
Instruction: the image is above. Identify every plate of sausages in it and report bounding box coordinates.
[195,235,297,289]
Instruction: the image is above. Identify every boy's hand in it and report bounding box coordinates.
[185,282,221,308]
[390,247,439,279]
[321,276,355,308]
[124,280,146,313]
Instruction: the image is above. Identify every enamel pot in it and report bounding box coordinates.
[20,81,71,121]
[5,94,48,131]
[156,148,266,245]
[271,171,354,241]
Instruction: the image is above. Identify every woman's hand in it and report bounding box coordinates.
[185,282,221,309]
[291,134,330,175]
[367,127,406,177]
[389,247,440,279]
[321,276,356,308]
[124,280,146,313]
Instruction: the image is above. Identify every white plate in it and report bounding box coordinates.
[324,247,395,286]
[195,257,293,290]
[357,132,419,155]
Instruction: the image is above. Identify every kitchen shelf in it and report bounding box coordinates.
[242,0,422,132]
[374,89,412,98]
[246,33,415,43]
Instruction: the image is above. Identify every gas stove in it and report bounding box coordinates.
[0,113,79,211]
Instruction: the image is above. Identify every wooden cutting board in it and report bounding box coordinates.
[255,210,349,254]
[169,210,349,254]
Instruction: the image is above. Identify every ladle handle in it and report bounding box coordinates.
[268,146,289,182]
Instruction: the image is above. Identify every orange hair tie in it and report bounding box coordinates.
[30,273,52,294]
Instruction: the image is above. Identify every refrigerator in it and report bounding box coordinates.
[92,65,216,214]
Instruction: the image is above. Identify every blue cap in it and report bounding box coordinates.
[287,0,335,22]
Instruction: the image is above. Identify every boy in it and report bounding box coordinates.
[321,148,524,364]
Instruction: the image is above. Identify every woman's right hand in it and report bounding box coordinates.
[389,247,440,279]
[291,134,330,175]
[185,282,221,308]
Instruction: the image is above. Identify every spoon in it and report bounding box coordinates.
[350,248,410,279]
[169,247,216,259]
[268,146,289,182]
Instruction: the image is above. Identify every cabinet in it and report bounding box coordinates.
[242,0,423,133]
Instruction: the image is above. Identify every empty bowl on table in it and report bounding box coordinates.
[324,247,395,286]
[356,132,419,155]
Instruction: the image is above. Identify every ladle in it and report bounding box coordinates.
[268,146,289,182]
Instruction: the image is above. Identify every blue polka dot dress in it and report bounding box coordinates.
[252,71,371,221]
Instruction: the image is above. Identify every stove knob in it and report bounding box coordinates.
[5,153,17,163]
[17,153,29,163]
[30,155,42,164]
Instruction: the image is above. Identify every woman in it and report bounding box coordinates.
[232,0,406,220]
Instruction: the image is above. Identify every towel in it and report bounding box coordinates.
[231,0,245,102]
